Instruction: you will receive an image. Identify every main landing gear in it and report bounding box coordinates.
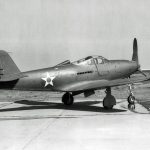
[103,87,116,109]
[62,92,74,106]
[61,85,136,109]
[62,88,117,109]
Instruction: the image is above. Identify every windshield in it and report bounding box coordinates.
[73,55,109,65]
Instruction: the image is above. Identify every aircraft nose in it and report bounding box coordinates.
[127,61,138,72]
[116,61,138,75]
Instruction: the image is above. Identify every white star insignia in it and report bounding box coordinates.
[42,72,56,87]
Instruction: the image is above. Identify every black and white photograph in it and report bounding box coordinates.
[0,0,150,150]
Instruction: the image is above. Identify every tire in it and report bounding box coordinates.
[62,92,74,106]
[127,95,135,104]
[103,96,114,109]
[103,105,113,110]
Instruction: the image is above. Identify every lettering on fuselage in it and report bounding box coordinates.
[77,71,93,75]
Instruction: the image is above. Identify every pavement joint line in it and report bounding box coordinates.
[22,110,64,150]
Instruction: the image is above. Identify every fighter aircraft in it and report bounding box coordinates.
[0,38,149,109]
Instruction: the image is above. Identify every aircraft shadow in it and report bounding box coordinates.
[0,100,127,113]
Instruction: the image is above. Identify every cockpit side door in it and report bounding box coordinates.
[76,58,99,81]
[94,57,109,78]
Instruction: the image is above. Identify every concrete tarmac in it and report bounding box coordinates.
[0,97,149,150]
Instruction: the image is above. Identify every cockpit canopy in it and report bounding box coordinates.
[73,55,109,65]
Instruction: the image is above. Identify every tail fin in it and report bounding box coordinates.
[0,50,21,76]
[132,38,139,64]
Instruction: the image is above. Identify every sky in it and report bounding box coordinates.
[0,0,150,71]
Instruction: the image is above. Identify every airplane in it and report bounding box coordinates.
[0,38,149,109]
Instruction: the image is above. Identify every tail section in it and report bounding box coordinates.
[0,50,25,81]
[0,50,20,75]
[132,38,139,64]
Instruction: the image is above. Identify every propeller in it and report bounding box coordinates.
[138,68,147,77]
[132,38,147,78]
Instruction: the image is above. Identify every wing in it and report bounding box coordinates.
[59,73,150,92]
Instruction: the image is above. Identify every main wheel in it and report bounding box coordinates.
[103,95,116,109]
[103,101,113,109]
[62,92,74,106]
[127,95,135,104]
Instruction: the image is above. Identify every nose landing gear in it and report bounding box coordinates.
[127,94,135,105]
[127,84,135,105]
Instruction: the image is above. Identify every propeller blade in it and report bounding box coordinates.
[138,69,147,78]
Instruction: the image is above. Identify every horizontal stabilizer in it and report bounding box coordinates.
[0,73,27,82]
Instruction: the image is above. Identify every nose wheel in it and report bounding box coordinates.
[127,84,135,105]
[127,94,135,104]
[62,92,74,106]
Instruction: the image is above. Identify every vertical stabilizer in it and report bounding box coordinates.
[132,38,139,64]
[0,50,21,75]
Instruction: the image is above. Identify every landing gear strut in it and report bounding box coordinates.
[103,87,116,109]
[62,92,74,106]
[127,84,135,105]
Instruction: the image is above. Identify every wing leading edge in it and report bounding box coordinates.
[58,73,150,92]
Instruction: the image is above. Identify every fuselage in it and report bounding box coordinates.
[0,56,138,92]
